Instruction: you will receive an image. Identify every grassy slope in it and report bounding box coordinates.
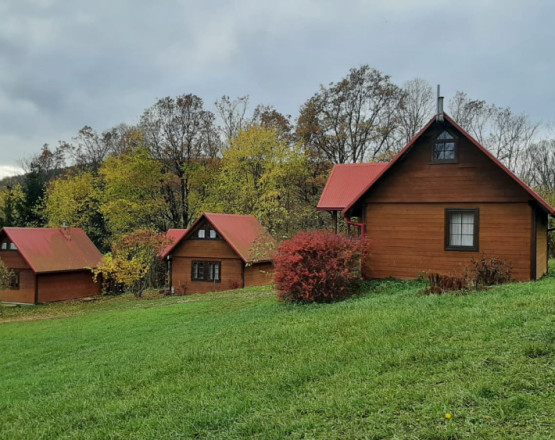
[1,267,554,439]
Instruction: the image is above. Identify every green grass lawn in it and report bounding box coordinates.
[1,265,554,439]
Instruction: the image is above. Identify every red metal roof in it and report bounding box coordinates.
[1,227,103,274]
[159,229,188,259]
[178,213,276,263]
[317,163,389,211]
[342,113,555,216]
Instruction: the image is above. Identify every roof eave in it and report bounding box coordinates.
[316,206,344,211]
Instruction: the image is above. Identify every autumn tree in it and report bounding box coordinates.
[41,172,105,249]
[0,260,16,291]
[140,94,221,228]
[203,125,307,237]
[20,144,68,226]
[214,95,250,144]
[0,184,25,227]
[448,91,537,173]
[64,126,113,172]
[297,65,405,164]
[397,78,435,144]
[98,147,168,238]
[92,230,169,297]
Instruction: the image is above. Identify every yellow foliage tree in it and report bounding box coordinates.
[0,184,25,227]
[41,172,104,245]
[98,147,169,237]
[91,230,169,297]
[203,125,307,237]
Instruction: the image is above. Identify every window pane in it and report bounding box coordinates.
[462,222,474,235]
[438,131,453,140]
[448,210,476,249]
[209,263,215,280]
[198,229,205,238]
[198,262,204,279]
[9,242,17,250]
[209,229,216,239]
[450,234,462,246]
[214,264,220,281]
[462,212,474,223]
[444,143,455,159]
[461,234,474,246]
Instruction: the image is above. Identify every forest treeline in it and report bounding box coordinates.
[0,65,554,252]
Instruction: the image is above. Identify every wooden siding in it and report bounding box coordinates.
[0,269,35,303]
[536,210,548,279]
[37,271,101,303]
[0,250,31,270]
[173,236,238,260]
[363,203,532,281]
[363,129,532,205]
[172,256,244,294]
[244,262,274,287]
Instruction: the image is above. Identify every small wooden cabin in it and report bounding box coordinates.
[161,213,275,294]
[318,113,554,281]
[0,227,102,304]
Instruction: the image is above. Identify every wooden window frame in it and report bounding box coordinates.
[191,260,221,282]
[431,130,458,164]
[445,208,480,252]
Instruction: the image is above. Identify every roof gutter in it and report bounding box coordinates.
[345,217,366,236]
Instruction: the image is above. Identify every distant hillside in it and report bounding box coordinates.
[0,174,25,188]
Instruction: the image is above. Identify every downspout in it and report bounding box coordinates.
[345,217,366,236]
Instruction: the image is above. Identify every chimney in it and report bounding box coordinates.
[61,222,71,240]
[436,84,444,122]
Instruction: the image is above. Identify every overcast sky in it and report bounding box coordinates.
[1,0,554,178]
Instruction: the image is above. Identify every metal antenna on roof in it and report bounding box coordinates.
[436,84,444,122]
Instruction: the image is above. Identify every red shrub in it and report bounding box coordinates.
[274,230,369,303]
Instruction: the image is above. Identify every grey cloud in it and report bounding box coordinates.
[1,0,555,170]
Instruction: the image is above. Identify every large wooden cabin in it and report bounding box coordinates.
[161,213,275,294]
[0,227,102,304]
[318,113,554,281]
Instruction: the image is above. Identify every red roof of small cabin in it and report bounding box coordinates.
[159,229,188,259]
[341,113,555,217]
[1,227,103,274]
[317,163,389,211]
[178,213,276,263]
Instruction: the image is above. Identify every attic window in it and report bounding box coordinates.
[195,223,221,240]
[432,130,457,163]
[1,240,17,251]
